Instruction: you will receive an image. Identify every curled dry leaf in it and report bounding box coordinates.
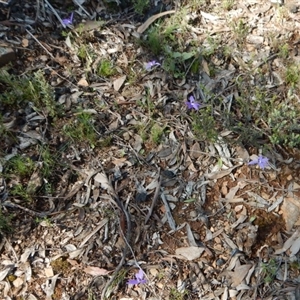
[0,265,14,281]
[186,223,198,247]
[94,173,114,194]
[137,10,176,34]
[289,236,300,256]
[205,165,240,180]
[42,274,59,298]
[275,230,300,254]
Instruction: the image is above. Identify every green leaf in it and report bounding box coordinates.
[172,52,182,58]
[182,52,195,60]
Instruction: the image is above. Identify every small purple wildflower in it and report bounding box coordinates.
[248,155,269,169]
[145,60,160,71]
[62,12,74,26]
[186,95,201,110]
[127,269,147,285]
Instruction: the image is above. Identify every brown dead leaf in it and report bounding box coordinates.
[111,157,129,167]
[113,75,126,92]
[44,267,54,278]
[55,54,68,64]
[175,246,204,260]
[83,266,111,276]
[78,78,89,87]
[26,165,42,194]
[190,142,201,159]
[281,197,300,231]
[231,264,252,287]
[13,277,23,287]
[67,259,80,267]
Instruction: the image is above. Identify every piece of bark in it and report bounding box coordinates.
[0,46,15,67]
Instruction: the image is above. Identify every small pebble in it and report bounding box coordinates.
[190,210,198,218]
[216,258,226,266]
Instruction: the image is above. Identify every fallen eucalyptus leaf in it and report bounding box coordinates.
[175,246,204,260]
[83,266,111,276]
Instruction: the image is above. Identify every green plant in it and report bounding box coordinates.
[191,107,218,142]
[38,146,56,178]
[150,123,165,144]
[0,70,59,118]
[144,9,188,56]
[285,65,300,87]
[222,0,235,10]
[145,25,164,56]
[10,184,33,201]
[137,88,156,116]
[30,71,58,118]
[163,47,196,78]
[88,289,96,300]
[201,36,221,58]
[230,121,264,147]
[0,209,13,233]
[134,123,148,142]
[183,198,197,203]
[63,112,98,147]
[267,102,300,148]
[78,44,88,60]
[6,156,35,178]
[260,258,278,284]
[98,136,113,148]
[105,268,127,299]
[278,43,289,59]
[231,19,249,43]
[290,260,300,270]
[35,216,52,226]
[133,0,149,15]
[97,59,115,77]
[169,287,189,300]
[189,0,207,10]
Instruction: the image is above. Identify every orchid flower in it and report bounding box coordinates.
[186,95,201,110]
[248,155,269,169]
[127,269,147,285]
[145,60,160,71]
[62,12,74,26]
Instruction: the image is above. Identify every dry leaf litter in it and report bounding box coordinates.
[1,0,300,299]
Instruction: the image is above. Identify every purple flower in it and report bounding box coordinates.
[62,12,74,26]
[186,95,201,110]
[127,269,147,285]
[145,60,160,71]
[248,155,269,169]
